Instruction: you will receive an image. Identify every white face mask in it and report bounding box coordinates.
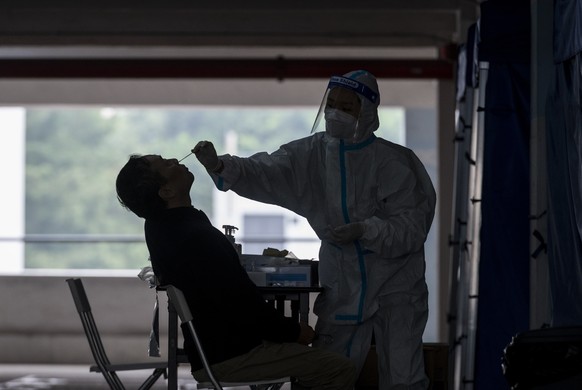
[324,108,358,139]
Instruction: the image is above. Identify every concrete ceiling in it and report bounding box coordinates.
[0,1,479,53]
[0,1,480,79]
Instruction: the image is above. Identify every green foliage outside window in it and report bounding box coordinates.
[24,106,403,269]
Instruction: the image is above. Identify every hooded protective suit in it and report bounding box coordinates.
[205,70,436,389]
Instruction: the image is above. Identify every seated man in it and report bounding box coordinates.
[115,154,357,389]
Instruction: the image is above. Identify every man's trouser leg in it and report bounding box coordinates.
[193,341,357,390]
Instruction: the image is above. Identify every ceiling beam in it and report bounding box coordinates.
[0,58,454,79]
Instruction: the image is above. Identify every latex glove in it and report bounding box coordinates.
[192,140,221,172]
[296,322,315,345]
[329,222,365,244]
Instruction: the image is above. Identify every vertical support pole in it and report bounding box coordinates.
[463,61,488,390]
[449,84,475,390]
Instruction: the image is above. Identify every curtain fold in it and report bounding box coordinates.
[475,61,531,390]
[546,53,582,326]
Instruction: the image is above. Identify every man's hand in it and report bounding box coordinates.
[193,141,220,171]
[329,222,365,244]
[296,322,315,345]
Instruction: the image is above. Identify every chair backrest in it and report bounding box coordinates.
[165,284,291,390]
[66,278,126,390]
[165,285,193,323]
[165,285,224,390]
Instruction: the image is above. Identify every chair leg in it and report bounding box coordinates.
[99,368,125,390]
[250,383,287,390]
[138,368,168,390]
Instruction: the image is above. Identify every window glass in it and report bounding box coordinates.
[19,106,405,269]
[243,214,285,254]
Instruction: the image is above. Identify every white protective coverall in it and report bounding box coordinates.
[204,70,436,389]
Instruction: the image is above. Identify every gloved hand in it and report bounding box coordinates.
[192,140,221,172]
[329,222,365,244]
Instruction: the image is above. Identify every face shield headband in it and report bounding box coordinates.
[311,75,379,136]
[328,76,379,105]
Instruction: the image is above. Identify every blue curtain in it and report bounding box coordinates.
[553,0,582,63]
[546,52,582,326]
[474,2,531,389]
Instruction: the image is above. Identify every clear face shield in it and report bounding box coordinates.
[311,76,379,142]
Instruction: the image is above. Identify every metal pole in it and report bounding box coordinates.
[455,83,481,390]
[448,83,474,390]
[463,61,488,389]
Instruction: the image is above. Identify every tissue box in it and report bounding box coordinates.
[262,265,312,287]
[242,255,318,287]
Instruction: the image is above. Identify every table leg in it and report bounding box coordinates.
[299,293,309,323]
[168,300,178,390]
[290,299,299,323]
[275,296,286,316]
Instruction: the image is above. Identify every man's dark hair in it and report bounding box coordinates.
[115,155,167,219]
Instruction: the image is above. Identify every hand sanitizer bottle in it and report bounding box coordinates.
[222,225,242,255]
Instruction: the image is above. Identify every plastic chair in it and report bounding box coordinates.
[66,278,168,390]
[165,284,291,390]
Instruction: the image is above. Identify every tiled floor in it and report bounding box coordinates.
[0,365,295,390]
[0,364,194,390]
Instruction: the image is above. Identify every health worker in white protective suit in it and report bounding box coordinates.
[193,70,436,389]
